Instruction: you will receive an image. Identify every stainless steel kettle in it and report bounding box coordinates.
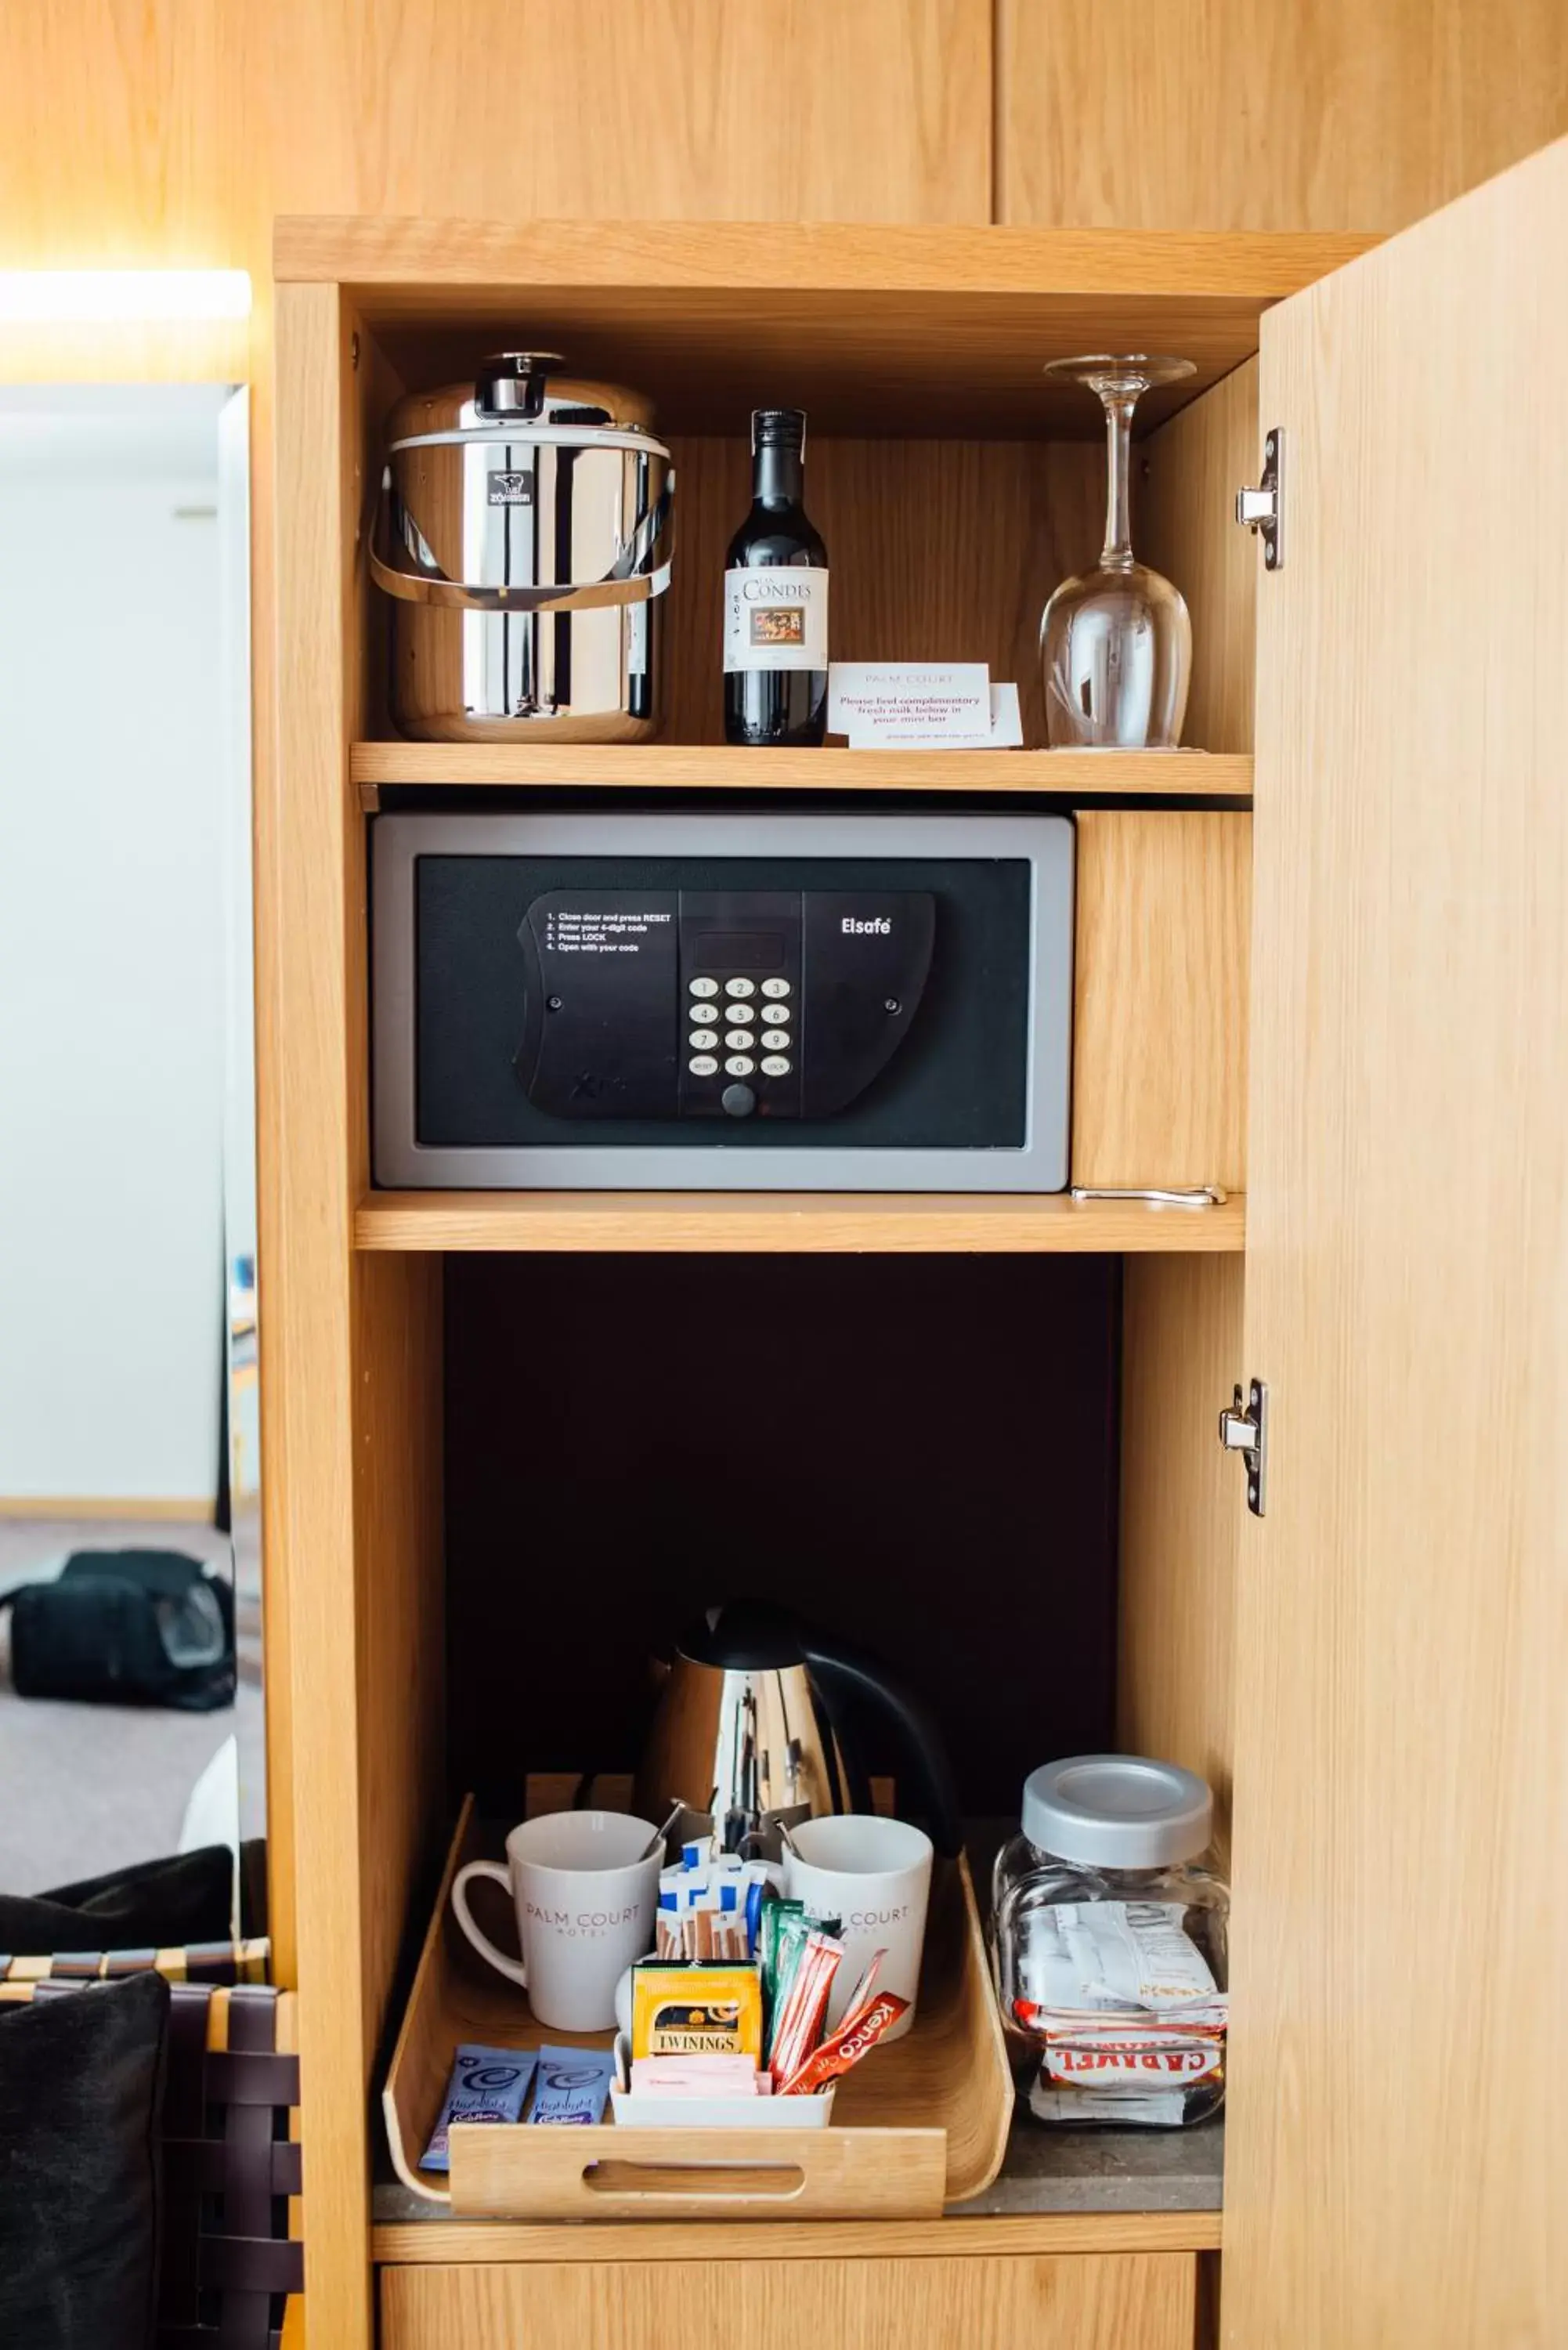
[632,1602,963,1857]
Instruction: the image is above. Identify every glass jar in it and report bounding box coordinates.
[990,1755,1229,2128]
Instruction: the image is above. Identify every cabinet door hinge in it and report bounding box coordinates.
[1219,1378,1268,1516]
[1236,428,1284,570]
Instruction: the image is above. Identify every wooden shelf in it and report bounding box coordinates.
[279,217,1373,436]
[355,1191,1246,1255]
[371,2208,1222,2265]
[353,743,1252,808]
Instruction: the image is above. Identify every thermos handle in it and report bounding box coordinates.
[798,1630,965,1858]
[368,468,676,613]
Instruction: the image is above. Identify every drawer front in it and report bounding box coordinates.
[381,2252,1197,2350]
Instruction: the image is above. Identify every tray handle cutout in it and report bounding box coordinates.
[582,2156,807,2206]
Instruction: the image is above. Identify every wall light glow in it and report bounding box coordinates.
[0,270,252,323]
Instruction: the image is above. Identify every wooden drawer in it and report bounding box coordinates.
[380,2251,1198,2349]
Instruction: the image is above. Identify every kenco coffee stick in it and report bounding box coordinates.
[778,1990,909,2095]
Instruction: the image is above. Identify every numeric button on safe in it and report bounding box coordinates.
[724,1054,755,1077]
[725,1029,755,1051]
[724,978,756,999]
[761,977,790,999]
[689,976,720,998]
[688,1054,718,1076]
[761,1054,791,1077]
[761,1029,790,1051]
[690,1029,721,1050]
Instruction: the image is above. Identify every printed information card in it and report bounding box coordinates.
[826,664,1024,750]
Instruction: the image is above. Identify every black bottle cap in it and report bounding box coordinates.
[751,407,807,454]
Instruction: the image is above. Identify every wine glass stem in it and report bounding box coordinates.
[1100,389,1140,572]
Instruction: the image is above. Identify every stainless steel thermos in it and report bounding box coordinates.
[372,351,675,741]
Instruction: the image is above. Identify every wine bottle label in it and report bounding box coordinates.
[723,568,829,672]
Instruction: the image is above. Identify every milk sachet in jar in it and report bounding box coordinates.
[989,1756,1228,2127]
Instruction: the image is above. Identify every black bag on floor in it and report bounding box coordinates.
[0,1845,237,1956]
[1,1552,235,1712]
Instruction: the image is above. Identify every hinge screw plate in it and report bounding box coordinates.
[1236,428,1284,569]
[1219,1378,1269,1517]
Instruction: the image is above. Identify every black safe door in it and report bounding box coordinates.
[414,854,1033,1152]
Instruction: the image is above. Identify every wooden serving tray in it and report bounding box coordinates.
[383,1795,1011,2223]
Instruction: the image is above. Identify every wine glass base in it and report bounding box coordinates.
[1042,353,1198,398]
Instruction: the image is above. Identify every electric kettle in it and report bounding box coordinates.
[631,1602,963,1857]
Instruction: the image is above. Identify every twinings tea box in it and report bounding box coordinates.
[630,1961,764,2061]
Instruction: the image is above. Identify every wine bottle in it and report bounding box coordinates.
[723,408,829,747]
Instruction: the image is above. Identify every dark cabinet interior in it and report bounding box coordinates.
[443,1253,1121,1816]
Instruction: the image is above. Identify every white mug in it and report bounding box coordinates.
[451,1811,662,2033]
[784,1813,934,2043]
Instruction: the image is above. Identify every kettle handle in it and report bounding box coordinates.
[797,1629,965,1858]
[369,466,676,613]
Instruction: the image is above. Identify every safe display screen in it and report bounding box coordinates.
[689,931,787,970]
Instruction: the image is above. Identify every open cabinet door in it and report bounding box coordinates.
[1225,136,1568,2348]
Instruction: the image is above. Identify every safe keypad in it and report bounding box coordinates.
[688,976,792,1077]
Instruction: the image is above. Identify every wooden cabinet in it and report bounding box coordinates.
[264,134,1568,2350]
[381,2251,1198,2350]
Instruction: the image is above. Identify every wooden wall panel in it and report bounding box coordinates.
[351,1253,445,2078]
[998,0,1568,232]
[1072,813,1252,1193]
[269,280,374,2350]
[265,0,991,225]
[0,3,255,263]
[1118,1255,1244,1851]
[1140,358,1259,756]
[269,283,450,2350]
[0,1,992,270]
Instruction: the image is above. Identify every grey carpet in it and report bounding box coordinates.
[0,1513,266,1899]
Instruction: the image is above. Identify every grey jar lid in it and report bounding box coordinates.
[1022,1755,1212,1868]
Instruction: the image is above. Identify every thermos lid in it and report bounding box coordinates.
[385,352,659,443]
[1021,1754,1212,1868]
[473,351,565,417]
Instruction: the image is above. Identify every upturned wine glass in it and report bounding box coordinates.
[1040,355,1196,748]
